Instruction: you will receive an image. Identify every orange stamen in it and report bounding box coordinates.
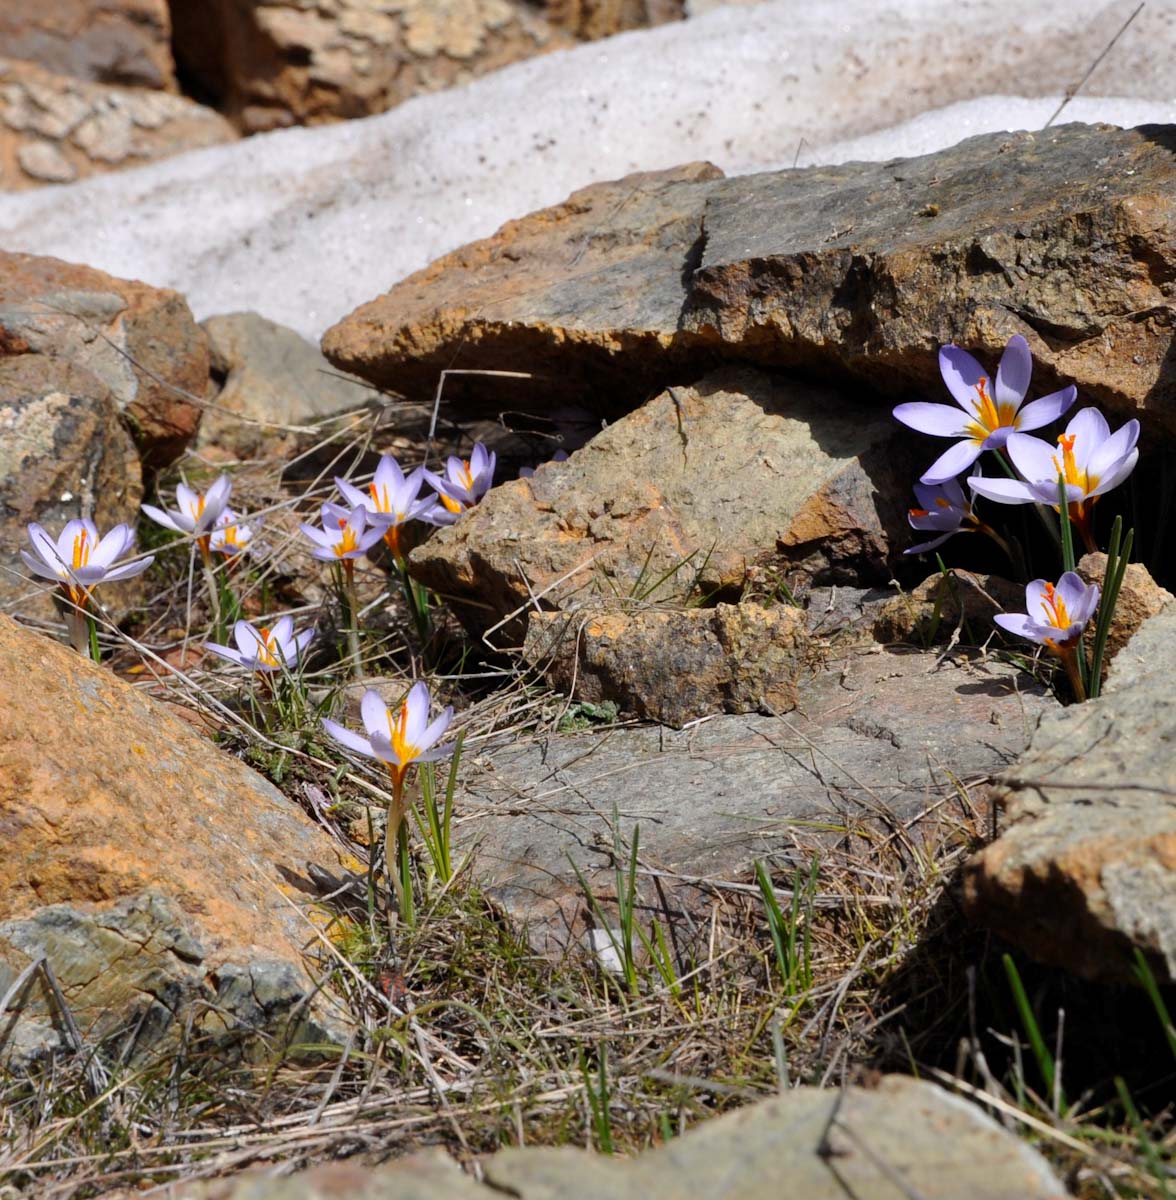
[965,376,1019,442]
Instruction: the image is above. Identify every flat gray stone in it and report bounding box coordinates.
[458,647,1053,952]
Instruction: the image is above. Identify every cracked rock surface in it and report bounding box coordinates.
[173,1076,1068,1199]
[455,645,1053,955]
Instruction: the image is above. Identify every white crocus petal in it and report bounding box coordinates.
[232,620,260,658]
[269,615,294,646]
[1016,386,1076,432]
[89,526,133,568]
[335,477,370,512]
[905,532,956,555]
[919,439,983,485]
[205,641,247,666]
[892,402,970,438]
[993,334,1032,408]
[198,475,233,531]
[21,550,68,581]
[993,613,1039,640]
[101,557,154,582]
[401,682,432,746]
[1065,407,1110,450]
[298,522,335,548]
[1004,431,1057,483]
[1086,420,1140,479]
[322,718,377,758]
[1089,449,1139,498]
[141,503,185,533]
[1055,572,1099,625]
[418,707,454,753]
[293,628,315,657]
[937,346,990,413]
[360,689,390,739]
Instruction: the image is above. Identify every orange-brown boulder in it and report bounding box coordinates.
[0,250,209,468]
[0,614,353,1063]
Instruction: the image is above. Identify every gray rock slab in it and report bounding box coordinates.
[173,1078,1069,1199]
[458,647,1053,951]
[486,1077,1069,1199]
[199,311,381,455]
[964,604,1176,982]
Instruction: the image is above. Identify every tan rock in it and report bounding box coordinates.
[542,0,683,39]
[407,366,917,641]
[0,250,209,468]
[0,355,143,622]
[198,311,380,458]
[873,571,1022,646]
[524,601,811,726]
[169,0,576,133]
[1077,550,1172,665]
[0,0,176,91]
[963,605,1176,982]
[0,58,237,191]
[323,126,1176,434]
[173,1078,1068,1199]
[0,613,353,1062]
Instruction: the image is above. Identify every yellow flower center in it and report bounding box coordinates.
[71,528,91,571]
[385,701,423,785]
[964,377,1019,443]
[439,492,464,515]
[1051,433,1099,495]
[333,518,360,557]
[254,626,280,667]
[1038,582,1071,631]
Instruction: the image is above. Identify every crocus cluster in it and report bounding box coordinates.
[893,333,1142,702]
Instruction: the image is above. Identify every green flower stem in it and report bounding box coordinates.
[342,559,362,680]
[384,772,414,926]
[198,539,223,639]
[86,613,102,664]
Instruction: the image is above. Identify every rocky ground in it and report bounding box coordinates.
[2,3,1176,1198]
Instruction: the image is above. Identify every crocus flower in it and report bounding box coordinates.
[22,518,153,609]
[323,681,455,914]
[322,682,454,789]
[423,443,496,524]
[335,455,434,560]
[209,508,254,557]
[205,615,313,672]
[968,408,1139,550]
[299,502,384,563]
[894,335,1075,484]
[141,475,232,551]
[905,472,977,556]
[995,572,1099,700]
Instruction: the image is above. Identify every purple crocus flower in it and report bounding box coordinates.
[209,508,254,557]
[322,682,454,790]
[299,503,384,562]
[894,335,1075,484]
[142,475,232,549]
[22,518,153,609]
[905,471,978,556]
[995,572,1099,651]
[335,454,435,559]
[423,443,496,524]
[205,615,313,672]
[968,407,1139,512]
